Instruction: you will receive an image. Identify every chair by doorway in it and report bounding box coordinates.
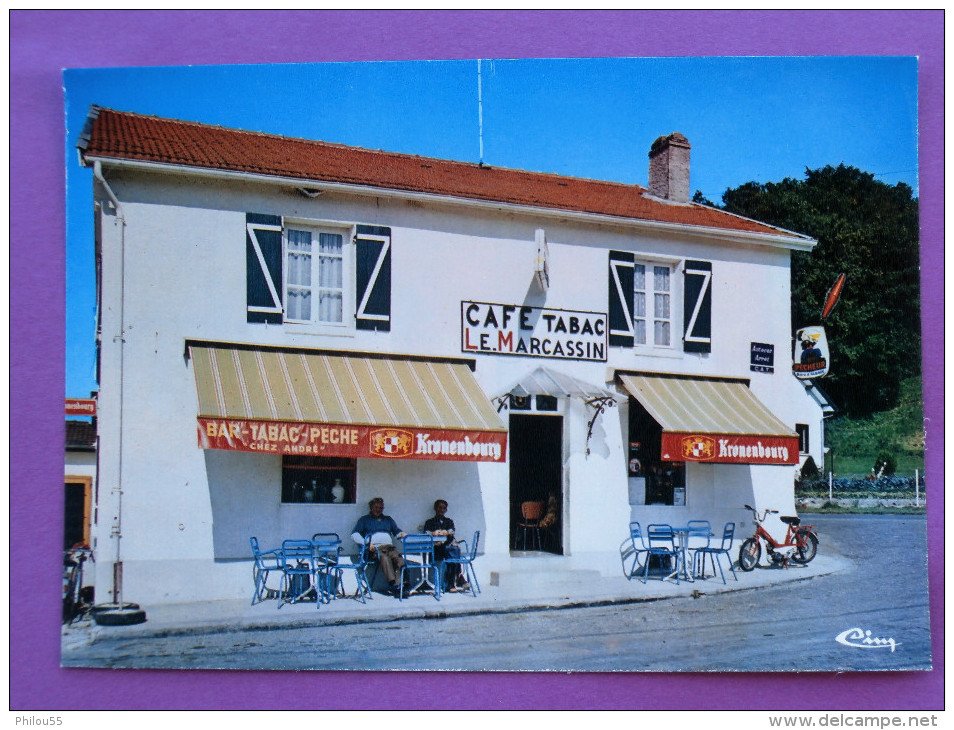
[515,501,545,551]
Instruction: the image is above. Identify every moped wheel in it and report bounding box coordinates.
[738,538,761,571]
[790,532,818,564]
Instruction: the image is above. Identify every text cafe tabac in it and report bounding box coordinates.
[461,301,608,362]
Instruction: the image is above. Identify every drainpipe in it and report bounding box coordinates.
[93,162,140,620]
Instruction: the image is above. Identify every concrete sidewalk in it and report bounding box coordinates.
[63,553,849,644]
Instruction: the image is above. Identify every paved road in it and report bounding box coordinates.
[63,514,931,672]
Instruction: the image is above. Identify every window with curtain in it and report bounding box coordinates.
[285,226,346,325]
[633,261,673,348]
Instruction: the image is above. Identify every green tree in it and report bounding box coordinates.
[718,165,920,417]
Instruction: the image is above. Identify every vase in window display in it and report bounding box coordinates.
[303,479,316,503]
[331,479,345,503]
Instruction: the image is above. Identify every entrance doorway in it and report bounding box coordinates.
[509,414,563,554]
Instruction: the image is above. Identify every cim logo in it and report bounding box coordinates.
[682,435,716,461]
[369,429,414,458]
[835,628,899,653]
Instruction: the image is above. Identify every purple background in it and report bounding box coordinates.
[11,10,943,710]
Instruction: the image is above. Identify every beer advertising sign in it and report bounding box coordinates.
[461,301,607,362]
[793,325,829,379]
[661,432,799,465]
[197,417,507,462]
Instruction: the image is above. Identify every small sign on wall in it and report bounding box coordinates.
[750,342,775,373]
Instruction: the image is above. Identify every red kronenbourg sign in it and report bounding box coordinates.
[197,417,507,463]
[661,433,799,465]
[66,398,97,416]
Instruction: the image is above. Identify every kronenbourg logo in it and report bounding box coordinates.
[835,627,899,652]
[370,429,414,458]
[682,435,715,461]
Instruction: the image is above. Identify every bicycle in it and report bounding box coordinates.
[62,545,93,624]
[738,504,818,570]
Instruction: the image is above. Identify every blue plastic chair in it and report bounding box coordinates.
[398,533,440,601]
[330,534,375,603]
[440,531,481,597]
[694,522,738,584]
[686,520,711,575]
[643,524,679,584]
[249,536,283,605]
[624,522,649,580]
[279,539,318,608]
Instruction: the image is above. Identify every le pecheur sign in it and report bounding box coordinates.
[197,417,507,463]
[461,301,607,362]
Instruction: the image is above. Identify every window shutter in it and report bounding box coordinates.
[355,224,392,331]
[246,213,283,324]
[683,260,712,352]
[608,250,635,347]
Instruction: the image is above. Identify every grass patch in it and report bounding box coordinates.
[825,376,924,477]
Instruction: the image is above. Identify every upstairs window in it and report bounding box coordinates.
[245,213,391,331]
[285,227,346,325]
[634,262,672,348]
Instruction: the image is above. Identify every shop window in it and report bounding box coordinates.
[795,423,810,454]
[628,397,687,506]
[281,456,356,504]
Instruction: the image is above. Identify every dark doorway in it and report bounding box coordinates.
[509,414,563,554]
[64,481,90,550]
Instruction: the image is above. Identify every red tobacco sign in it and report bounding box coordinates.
[661,433,799,465]
[197,417,507,463]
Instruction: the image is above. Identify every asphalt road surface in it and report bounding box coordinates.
[62,513,931,672]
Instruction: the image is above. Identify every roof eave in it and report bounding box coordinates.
[83,154,817,252]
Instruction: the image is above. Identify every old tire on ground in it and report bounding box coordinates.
[92,607,147,626]
[738,538,761,571]
[790,532,818,564]
[90,602,140,614]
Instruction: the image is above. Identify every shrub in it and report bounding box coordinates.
[874,451,896,476]
[799,455,820,482]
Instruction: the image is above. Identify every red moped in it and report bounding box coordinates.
[738,504,818,570]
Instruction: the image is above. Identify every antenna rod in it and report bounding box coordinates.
[477,59,484,164]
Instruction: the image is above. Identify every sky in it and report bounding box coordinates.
[64,56,919,400]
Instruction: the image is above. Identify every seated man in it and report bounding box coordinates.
[351,497,407,597]
[423,499,467,592]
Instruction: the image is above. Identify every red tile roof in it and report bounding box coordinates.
[66,420,96,450]
[80,107,808,241]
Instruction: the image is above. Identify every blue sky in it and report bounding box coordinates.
[64,56,919,399]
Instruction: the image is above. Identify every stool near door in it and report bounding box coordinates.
[515,501,545,551]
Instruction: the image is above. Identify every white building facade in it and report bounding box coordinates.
[79,108,822,605]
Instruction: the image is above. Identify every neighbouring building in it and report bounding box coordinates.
[77,107,822,605]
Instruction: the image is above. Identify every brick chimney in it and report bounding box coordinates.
[648,132,691,203]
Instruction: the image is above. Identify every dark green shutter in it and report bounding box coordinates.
[683,260,712,353]
[246,213,283,324]
[608,250,635,347]
[355,224,391,331]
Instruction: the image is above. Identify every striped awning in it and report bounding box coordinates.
[189,342,507,462]
[618,373,798,465]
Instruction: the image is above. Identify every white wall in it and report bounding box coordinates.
[91,166,820,602]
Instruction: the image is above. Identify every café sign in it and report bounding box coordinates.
[197,417,507,463]
[461,301,607,362]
